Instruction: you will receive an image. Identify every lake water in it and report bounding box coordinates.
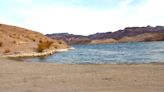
[20,41,164,64]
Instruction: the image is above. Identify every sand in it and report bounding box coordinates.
[0,58,164,92]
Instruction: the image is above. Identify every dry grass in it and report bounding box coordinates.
[37,41,54,52]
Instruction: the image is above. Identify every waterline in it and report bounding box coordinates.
[17,41,164,64]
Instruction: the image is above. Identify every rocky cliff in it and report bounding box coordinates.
[46,26,164,44]
[46,33,91,45]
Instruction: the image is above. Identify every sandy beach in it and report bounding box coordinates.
[0,58,164,92]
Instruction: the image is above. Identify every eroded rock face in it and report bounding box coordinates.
[46,26,164,45]
[88,32,112,40]
[0,23,68,55]
[110,26,164,39]
[46,33,91,45]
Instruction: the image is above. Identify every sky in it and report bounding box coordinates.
[0,0,164,35]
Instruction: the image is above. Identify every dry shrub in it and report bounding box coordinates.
[0,42,2,47]
[32,39,36,42]
[13,40,16,44]
[4,49,11,53]
[37,41,54,52]
[54,45,58,49]
[58,40,63,44]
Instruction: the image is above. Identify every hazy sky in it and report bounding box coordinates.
[0,0,164,35]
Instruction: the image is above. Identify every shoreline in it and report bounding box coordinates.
[0,58,164,92]
[1,47,74,58]
[2,56,164,65]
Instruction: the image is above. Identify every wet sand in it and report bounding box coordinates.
[0,58,164,92]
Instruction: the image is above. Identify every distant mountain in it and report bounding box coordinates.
[0,23,68,55]
[46,33,91,45]
[46,26,164,45]
[109,26,164,39]
[118,33,164,43]
[88,32,112,39]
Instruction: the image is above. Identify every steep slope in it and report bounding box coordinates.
[0,23,68,56]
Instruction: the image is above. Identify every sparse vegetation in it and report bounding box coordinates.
[58,40,63,44]
[39,39,43,43]
[13,40,16,44]
[4,48,11,53]
[0,42,2,47]
[32,39,36,42]
[37,41,54,52]
[54,45,58,49]
[0,23,68,56]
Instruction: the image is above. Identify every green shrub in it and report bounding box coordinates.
[37,41,53,52]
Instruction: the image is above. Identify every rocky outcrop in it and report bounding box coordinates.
[46,26,164,45]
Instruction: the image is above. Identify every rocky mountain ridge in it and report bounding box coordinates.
[46,26,164,44]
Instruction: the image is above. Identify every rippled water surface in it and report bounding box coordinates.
[21,41,164,64]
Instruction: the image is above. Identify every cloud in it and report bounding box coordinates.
[124,0,164,26]
[22,6,120,35]
[0,0,164,35]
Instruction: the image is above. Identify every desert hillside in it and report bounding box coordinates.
[0,23,68,56]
